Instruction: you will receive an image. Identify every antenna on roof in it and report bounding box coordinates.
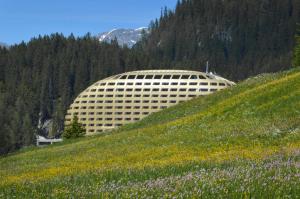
[205,61,209,73]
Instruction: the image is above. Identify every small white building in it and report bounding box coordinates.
[36,135,62,146]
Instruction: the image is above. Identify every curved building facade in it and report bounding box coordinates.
[65,70,235,134]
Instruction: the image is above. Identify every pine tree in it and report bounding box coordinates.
[293,24,300,67]
[62,116,86,139]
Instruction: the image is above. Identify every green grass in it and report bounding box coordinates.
[0,68,299,198]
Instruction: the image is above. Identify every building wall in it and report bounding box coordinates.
[65,70,234,135]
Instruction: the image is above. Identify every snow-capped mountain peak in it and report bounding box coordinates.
[97,27,148,48]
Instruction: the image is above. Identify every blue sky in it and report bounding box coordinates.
[0,0,177,45]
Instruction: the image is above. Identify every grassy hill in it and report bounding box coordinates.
[0,68,299,198]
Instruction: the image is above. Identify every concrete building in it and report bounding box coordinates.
[65,70,235,135]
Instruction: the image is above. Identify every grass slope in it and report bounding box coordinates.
[0,68,300,198]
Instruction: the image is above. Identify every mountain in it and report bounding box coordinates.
[0,68,299,197]
[0,42,8,48]
[97,27,148,47]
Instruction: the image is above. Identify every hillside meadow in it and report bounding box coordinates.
[0,68,299,198]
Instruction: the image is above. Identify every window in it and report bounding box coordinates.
[74,106,79,109]
[170,100,177,103]
[116,95,123,98]
[162,82,169,85]
[143,94,150,97]
[98,89,104,92]
[120,75,127,79]
[136,75,144,79]
[170,95,177,97]
[96,124,103,126]
[89,124,94,127]
[126,88,133,92]
[108,82,115,86]
[134,100,141,103]
[134,106,140,109]
[81,101,87,103]
[173,75,180,79]
[143,88,151,92]
[153,82,160,85]
[89,95,96,98]
[125,118,131,121]
[200,82,208,85]
[105,118,113,120]
[134,94,141,97]
[190,75,198,79]
[88,106,95,109]
[189,82,197,85]
[116,100,123,103]
[96,106,103,109]
[82,95,88,98]
[181,75,190,79]
[189,88,196,92]
[125,100,132,103]
[161,88,168,92]
[154,75,162,79]
[143,100,149,103]
[152,106,158,109]
[115,106,123,109]
[115,112,122,115]
[199,75,206,79]
[91,89,96,92]
[117,82,125,85]
[188,95,196,97]
[163,75,171,79]
[144,82,151,85]
[142,112,149,115]
[219,83,226,86]
[125,106,132,109]
[152,94,159,97]
[143,106,149,109]
[100,83,106,86]
[161,100,167,103]
[80,118,86,121]
[96,118,103,120]
[106,88,114,92]
[180,82,187,85]
[105,124,113,126]
[179,88,187,92]
[128,75,135,79]
[179,95,186,97]
[96,112,103,115]
[88,118,94,121]
[125,112,131,115]
[97,94,104,97]
[134,112,140,115]
[136,82,142,85]
[75,101,80,104]
[152,88,159,92]
[81,106,87,109]
[170,88,177,92]
[135,88,142,92]
[88,100,95,103]
[81,112,87,115]
[133,118,140,121]
[145,75,153,79]
[105,95,113,97]
[210,82,218,86]
[171,82,178,85]
[127,82,133,85]
[151,100,158,103]
[200,88,208,92]
[117,88,124,92]
[126,94,132,97]
[161,94,168,97]
[115,118,122,120]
